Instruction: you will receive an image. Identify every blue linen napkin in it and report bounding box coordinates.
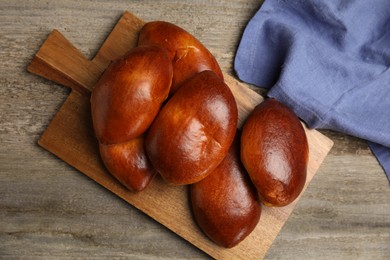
[234,0,390,182]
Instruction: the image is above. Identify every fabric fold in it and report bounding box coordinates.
[235,0,390,182]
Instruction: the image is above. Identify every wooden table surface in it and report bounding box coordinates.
[1,1,389,259]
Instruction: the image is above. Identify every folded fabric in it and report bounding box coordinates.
[234,0,390,182]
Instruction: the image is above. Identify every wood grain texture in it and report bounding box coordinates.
[27,11,332,258]
[1,1,389,259]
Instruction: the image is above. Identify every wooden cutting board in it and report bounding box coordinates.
[28,11,333,259]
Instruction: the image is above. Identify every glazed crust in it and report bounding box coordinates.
[191,134,261,248]
[91,45,173,145]
[241,98,309,207]
[99,137,157,192]
[91,45,172,191]
[138,21,223,94]
[145,70,238,185]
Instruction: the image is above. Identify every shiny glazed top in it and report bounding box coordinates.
[190,134,261,248]
[99,137,156,192]
[145,70,238,185]
[138,21,223,94]
[91,45,173,145]
[241,98,309,207]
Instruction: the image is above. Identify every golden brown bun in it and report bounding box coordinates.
[91,45,173,145]
[91,45,172,192]
[138,21,223,94]
[145,70,238,185]
[241,98,309,207]
[190,133,261,248]
[99,137,156,192]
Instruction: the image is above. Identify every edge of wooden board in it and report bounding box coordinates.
[31,10,334,259]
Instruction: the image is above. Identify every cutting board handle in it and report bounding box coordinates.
[27,12,145,97]
[27,29,102,96]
